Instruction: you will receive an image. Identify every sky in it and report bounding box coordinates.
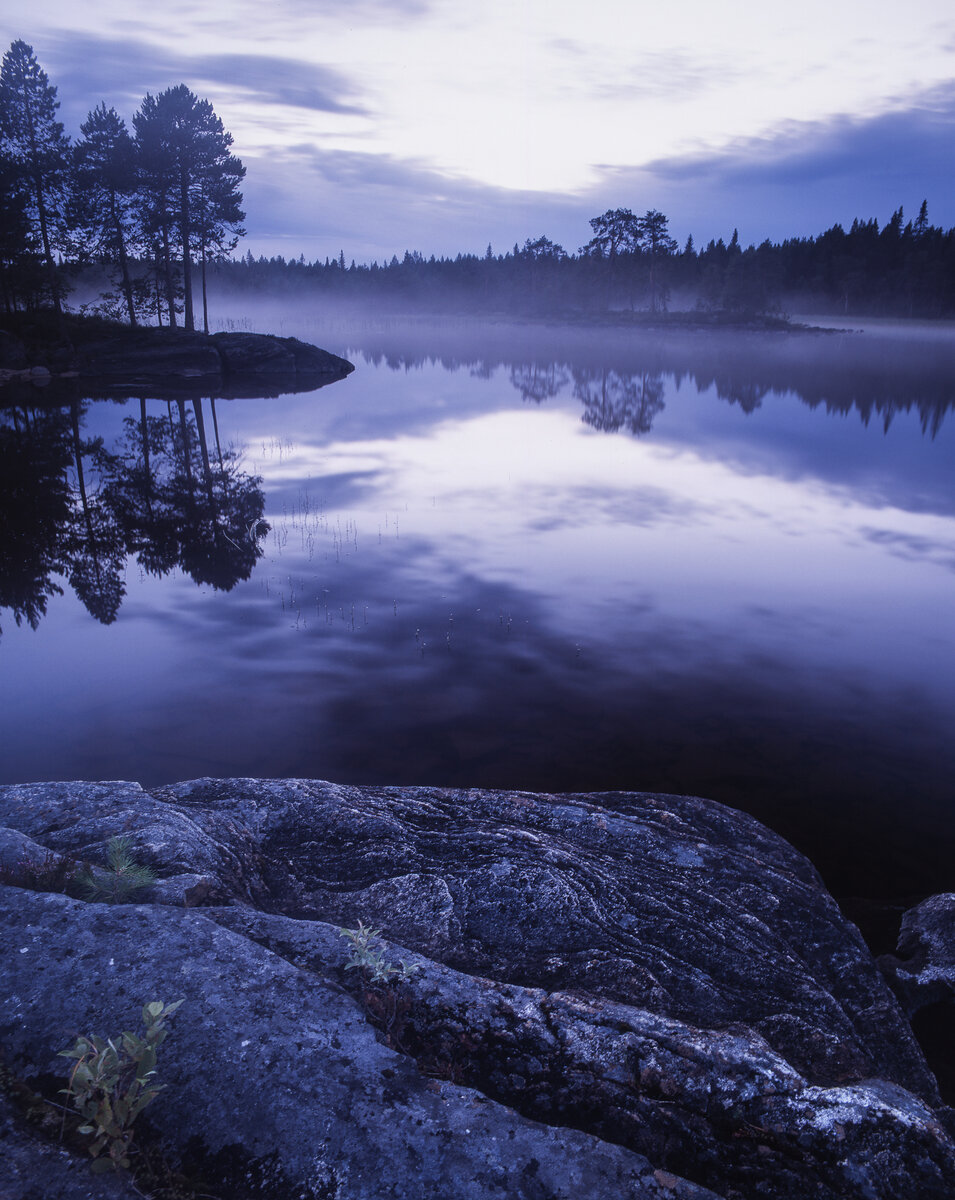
[2,0,955,262]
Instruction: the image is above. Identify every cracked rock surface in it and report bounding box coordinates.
[1,778,953,1199]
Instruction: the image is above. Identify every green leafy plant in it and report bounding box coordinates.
[78,837,156,903]
[58,999,184,1172]
[339,921,420,983]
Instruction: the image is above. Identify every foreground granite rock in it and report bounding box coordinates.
[0,1090,140,1200]
[0,779,952,1200]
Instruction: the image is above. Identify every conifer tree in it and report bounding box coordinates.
[0,134,34,312]
[0,40,71,314]
[133,85,245,332]
[72,103,141,324]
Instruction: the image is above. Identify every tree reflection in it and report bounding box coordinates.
[67,400,126,624]
[572,367,666,435]
[508,363,569,405]
[0,395,267,637]
[0,406,71,633]
[359,325,955,437]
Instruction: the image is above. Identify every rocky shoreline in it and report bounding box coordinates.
[0,317,354,395]
[1,778,953,1198]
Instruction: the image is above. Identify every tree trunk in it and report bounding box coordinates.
[180,171,195,332]
[201,245,209,334]
[110,192,136,326]
[161,219,177,328]
[19,76,63,321]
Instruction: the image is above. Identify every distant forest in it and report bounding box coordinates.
[217,206,955,319]
[3,37,955,324]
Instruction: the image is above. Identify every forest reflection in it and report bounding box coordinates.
[4,322,954,635]
[0,397,266,636]
[354,327,955,437]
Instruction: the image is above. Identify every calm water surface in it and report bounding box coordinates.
[2,316,953,898]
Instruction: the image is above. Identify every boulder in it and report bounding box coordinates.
[881,894,955,1015]
[211,332,351,376]
[879,894,955,1106]
[0,778,953,1199]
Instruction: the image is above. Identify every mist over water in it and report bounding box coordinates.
[2,310,953,900]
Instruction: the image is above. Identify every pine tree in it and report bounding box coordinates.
[0,130,35,312]
[0,40,72,315]
[134,85,244,332]
[72,104,141,324]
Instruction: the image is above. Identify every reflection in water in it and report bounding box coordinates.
[0,406,72,631]
[0,397,266,634]
[1,323,954,902]
[342,321,955,437]
[573,367,667,434]
[509,363,569,405]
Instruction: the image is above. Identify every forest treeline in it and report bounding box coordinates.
[3,37,955,324]
[219,206,955,319]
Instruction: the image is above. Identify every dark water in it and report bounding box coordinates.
[2,315,954,899]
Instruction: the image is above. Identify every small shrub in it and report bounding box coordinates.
[78,837,156,903]
[0,851,81,895]
[339,921,420,983]
[59,999,184,1172]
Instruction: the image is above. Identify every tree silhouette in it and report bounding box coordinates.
[582,208,640,307]
[133,85,245,332]
[65,400,126,624]
[0,40,71,315]
[0,135,35,312]
[636,210,678,312]
[0,406,71,635]
[509,362,569,404]
[573,367,666,435]
[71,103,141,324]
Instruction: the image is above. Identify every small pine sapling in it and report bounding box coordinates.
[78,837,156,903]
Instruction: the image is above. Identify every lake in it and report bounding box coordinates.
[2,312,953,901]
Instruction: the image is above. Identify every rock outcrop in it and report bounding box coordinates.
[881,894,955,1016]
[880,893,955,1107]
[1,778,952,1200]
[0,322,354,392]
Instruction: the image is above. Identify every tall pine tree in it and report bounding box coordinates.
[134,85,244,332]
[0,40,71,315]
[72,103,141,325]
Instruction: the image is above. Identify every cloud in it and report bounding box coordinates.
[239,74,955,262]
[596,83,955,241]
[595,50,746,102]
[242,145,589,259]
[262,80,955,261]
[860,527,955,572]
[41,30,368,122]
[546,39,746,107]
[33,22,955,266]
